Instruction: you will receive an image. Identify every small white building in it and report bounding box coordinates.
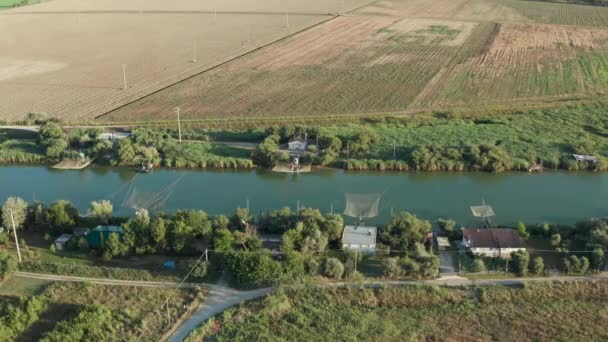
[462,228,525,259]
[342,225,377,254]
[98,132,132,141]
[54,234,73,251]
[288,137,307,153]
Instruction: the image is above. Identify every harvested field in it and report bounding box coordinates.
[104,17,488,121]
[0,0,371,121]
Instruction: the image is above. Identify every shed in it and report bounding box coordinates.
[342,225,377,254]
[54,234,73,251]
[462,228,525,259]
[86,225,124,249]
[573,154,598,164]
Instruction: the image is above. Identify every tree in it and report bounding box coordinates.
[47,200,78,233]
[0,252,17,280]
[516,221,530,240]
[381,212,431,252]
[170,220,194,254]
[550,233,561,248]
[189,261,209,281]
[511,250,530,276]
[322,257,344,279]
[117,139,136,165]
[150,218,167,252]
[88,200,112,224]
[592,248,605,270]
[105,232,127,258]
[531,257,544,275]
[322,214,344,243]
[437,218,459,240]
[213,228,234,252]
[2,197,28,230]
[225,251,283,288]
[39,122,67,158]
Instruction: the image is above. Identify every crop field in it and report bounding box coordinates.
[103,0,608,123]
[5,0,608,123]
[0,0,371,121]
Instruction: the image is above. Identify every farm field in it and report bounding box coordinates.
[0,0,371,121]
[105,0,608,123]
[0,279,202,341]
[187,281,608,341]
[6,0,608,123]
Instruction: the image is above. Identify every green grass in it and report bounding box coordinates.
[0,0,45,8]
[0,276,52,297]
[9,282,203,341]
[189,281,608,341]
[502,0,608,26]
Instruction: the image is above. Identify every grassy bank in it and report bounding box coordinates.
[188,281,608,341]
[0,280,203,341]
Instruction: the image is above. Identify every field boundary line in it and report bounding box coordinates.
[14,271,203,288]
[93,0,381,122]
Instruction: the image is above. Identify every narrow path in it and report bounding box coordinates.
[14,271,202,288]
[168,285,273,342]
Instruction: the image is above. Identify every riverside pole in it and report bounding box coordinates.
[10,209,22,263]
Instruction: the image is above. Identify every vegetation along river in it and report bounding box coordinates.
[1,166,607,226]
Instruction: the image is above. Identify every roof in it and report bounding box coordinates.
[436,236,451,247]
[462,228,525,249]
[288,136,306,143]
[342,226,377,246]
[73,227,90,235]
[573,154,598,162]
[91,225,123,233]
[54,234,72,243]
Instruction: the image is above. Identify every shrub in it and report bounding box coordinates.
[516,221,530,240]
[531,257,545,275]
[471,258,486,273]
[0,252,17,280]
[382,257,402,278]
[305,258,320,276]
[18,261,159,281]
[189,261,209,281]
[511,250,530,276]
[322,257,344,279]
[563,255,590,274]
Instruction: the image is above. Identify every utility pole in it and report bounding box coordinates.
[346,141,350,160]
[10,209,22,263]
[246,198,250,212]
[166,301,171,326]
[192,40,198,62]
[354,249,358,273]
[176,107,182,144]
[297,200,300,212]
[122,64,128,90]
[204,249,208,262]
[285,11,290,29]
[341,0,345,14]
[330,202,333,215]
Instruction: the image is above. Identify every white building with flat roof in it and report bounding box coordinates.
[342,225,377,254]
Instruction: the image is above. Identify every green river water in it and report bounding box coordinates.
[1,166,607,226]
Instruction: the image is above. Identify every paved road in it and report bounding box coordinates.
[15,271,202,288]
[168,285,273,342]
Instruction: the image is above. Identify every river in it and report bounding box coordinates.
[1,166,607,226]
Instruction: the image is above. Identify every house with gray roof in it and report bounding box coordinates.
[341,225,377,254]
[462,228,526,259]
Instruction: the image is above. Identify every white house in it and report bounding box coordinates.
[288,137,307,153]
[98,132,131,141]
[342,225,377,254]
[462,228,525,259]
[54,234,73,251]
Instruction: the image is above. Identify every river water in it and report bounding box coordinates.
[1,166,607,226]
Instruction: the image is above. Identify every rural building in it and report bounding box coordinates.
[86,225,124,249]
[259,234,282,255]
[288,136,307,153]
[342,225,377,254]
[98,132,131,141]
[573,154,598,164]
[462,228,526,259]
[54,234,73,251]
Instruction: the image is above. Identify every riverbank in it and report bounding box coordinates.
[4,104,608,173]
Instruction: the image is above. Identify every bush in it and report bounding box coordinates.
[0,252,17,280]
[18,261,159,281]
[189,261,209,281]
[225,251,283,289]
[511,250,530,276]
[471,258,486,273]
[531,257,544,275]
[563,255,590,275]
[382,257,402,278]
[322,257,344,279]
[305,258,320,276]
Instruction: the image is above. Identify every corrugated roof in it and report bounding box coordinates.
[342,226,377,245]
[462,228,525,249]
[91,225,123,233]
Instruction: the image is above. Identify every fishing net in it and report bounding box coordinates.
[343,192,381,219]
[119,176,183,211]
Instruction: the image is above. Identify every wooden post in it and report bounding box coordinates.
[176,107,182,144]
[122,64,128,90]
[9,209,22,263]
